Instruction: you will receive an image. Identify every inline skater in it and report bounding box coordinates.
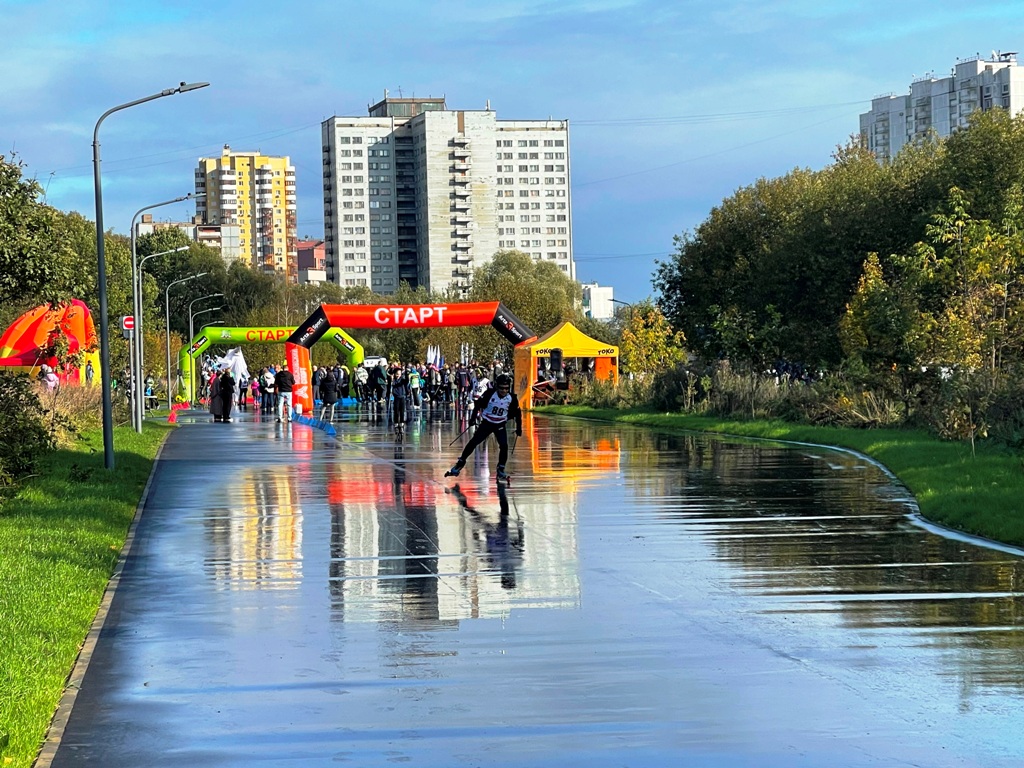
[446,373,522,482]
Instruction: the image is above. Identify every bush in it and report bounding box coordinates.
[985,376,1024,449]
[34,380,102,447]
[784,378,904,428]
[702,362,783,419]
[649,364,709,412]
[0,372,54,484]
[573,376,653,409]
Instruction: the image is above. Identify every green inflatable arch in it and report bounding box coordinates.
[177,325,364,403]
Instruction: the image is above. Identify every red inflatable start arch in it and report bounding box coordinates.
[285,302,535,414]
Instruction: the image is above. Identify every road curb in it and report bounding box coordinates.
[34,435,172,767]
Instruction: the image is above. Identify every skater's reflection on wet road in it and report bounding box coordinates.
[447,481,525,590]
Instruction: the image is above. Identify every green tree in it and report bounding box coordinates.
[838,252,934,415]
[0,156,83,305]
[469,250,582,337]
[917,187,1024,374]
[711,303,782,418]
[939,108,1024,221]
[620,300,686,377]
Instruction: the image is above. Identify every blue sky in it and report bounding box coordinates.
[3,0,1022,302]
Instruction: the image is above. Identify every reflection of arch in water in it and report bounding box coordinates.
[327,458,446,622]
[204,466,303,590]
[325,452,579,622]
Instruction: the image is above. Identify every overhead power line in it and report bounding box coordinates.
[571,100,866,126]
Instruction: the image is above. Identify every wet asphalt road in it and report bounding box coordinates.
[44,407,1024,767]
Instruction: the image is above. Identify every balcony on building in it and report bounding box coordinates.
[451,135,470,146]
[451,147,471,159]
[451,162,471,172]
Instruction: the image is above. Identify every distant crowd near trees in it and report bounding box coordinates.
[5,107,1024,484]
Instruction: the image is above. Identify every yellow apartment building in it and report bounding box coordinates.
[195,145,298,282]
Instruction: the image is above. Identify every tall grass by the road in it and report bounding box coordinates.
[0,422,171,768]
[543,406,1024,549]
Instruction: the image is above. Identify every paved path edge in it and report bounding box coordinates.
[33,434,172,768]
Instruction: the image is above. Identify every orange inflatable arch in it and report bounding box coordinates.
[0,300,100,384]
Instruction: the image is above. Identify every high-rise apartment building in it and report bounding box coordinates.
[322,96,574,295]
[860,51,1024,161]
[581,282,615,320]
[195,146,298,282]
[136,214,242,265]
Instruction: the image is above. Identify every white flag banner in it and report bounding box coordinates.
[214,347,250,382]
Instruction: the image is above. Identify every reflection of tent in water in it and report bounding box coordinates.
[0,300,100,384]
[515,412,621,479]
[513,321,618,410]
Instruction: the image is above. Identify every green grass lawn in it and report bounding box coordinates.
[541,406,1024,549]
[0,421,171,768]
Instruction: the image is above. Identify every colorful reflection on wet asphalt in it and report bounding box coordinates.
[45,409,1024,767]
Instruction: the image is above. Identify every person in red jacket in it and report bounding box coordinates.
[446,374,522,482]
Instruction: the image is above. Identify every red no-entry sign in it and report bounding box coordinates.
[121,316,135,331]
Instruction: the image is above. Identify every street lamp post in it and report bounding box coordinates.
[187,294,224,400]
[189,305,225,347]
[131,196,198,432]
[188,305,224,404]
[137,246,189,422]
[92,81,210,469]
[164,273,208,409]
[610,298,634,320]
[188,294,225,341]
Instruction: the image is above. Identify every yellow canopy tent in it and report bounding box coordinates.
[513,321,618,410]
